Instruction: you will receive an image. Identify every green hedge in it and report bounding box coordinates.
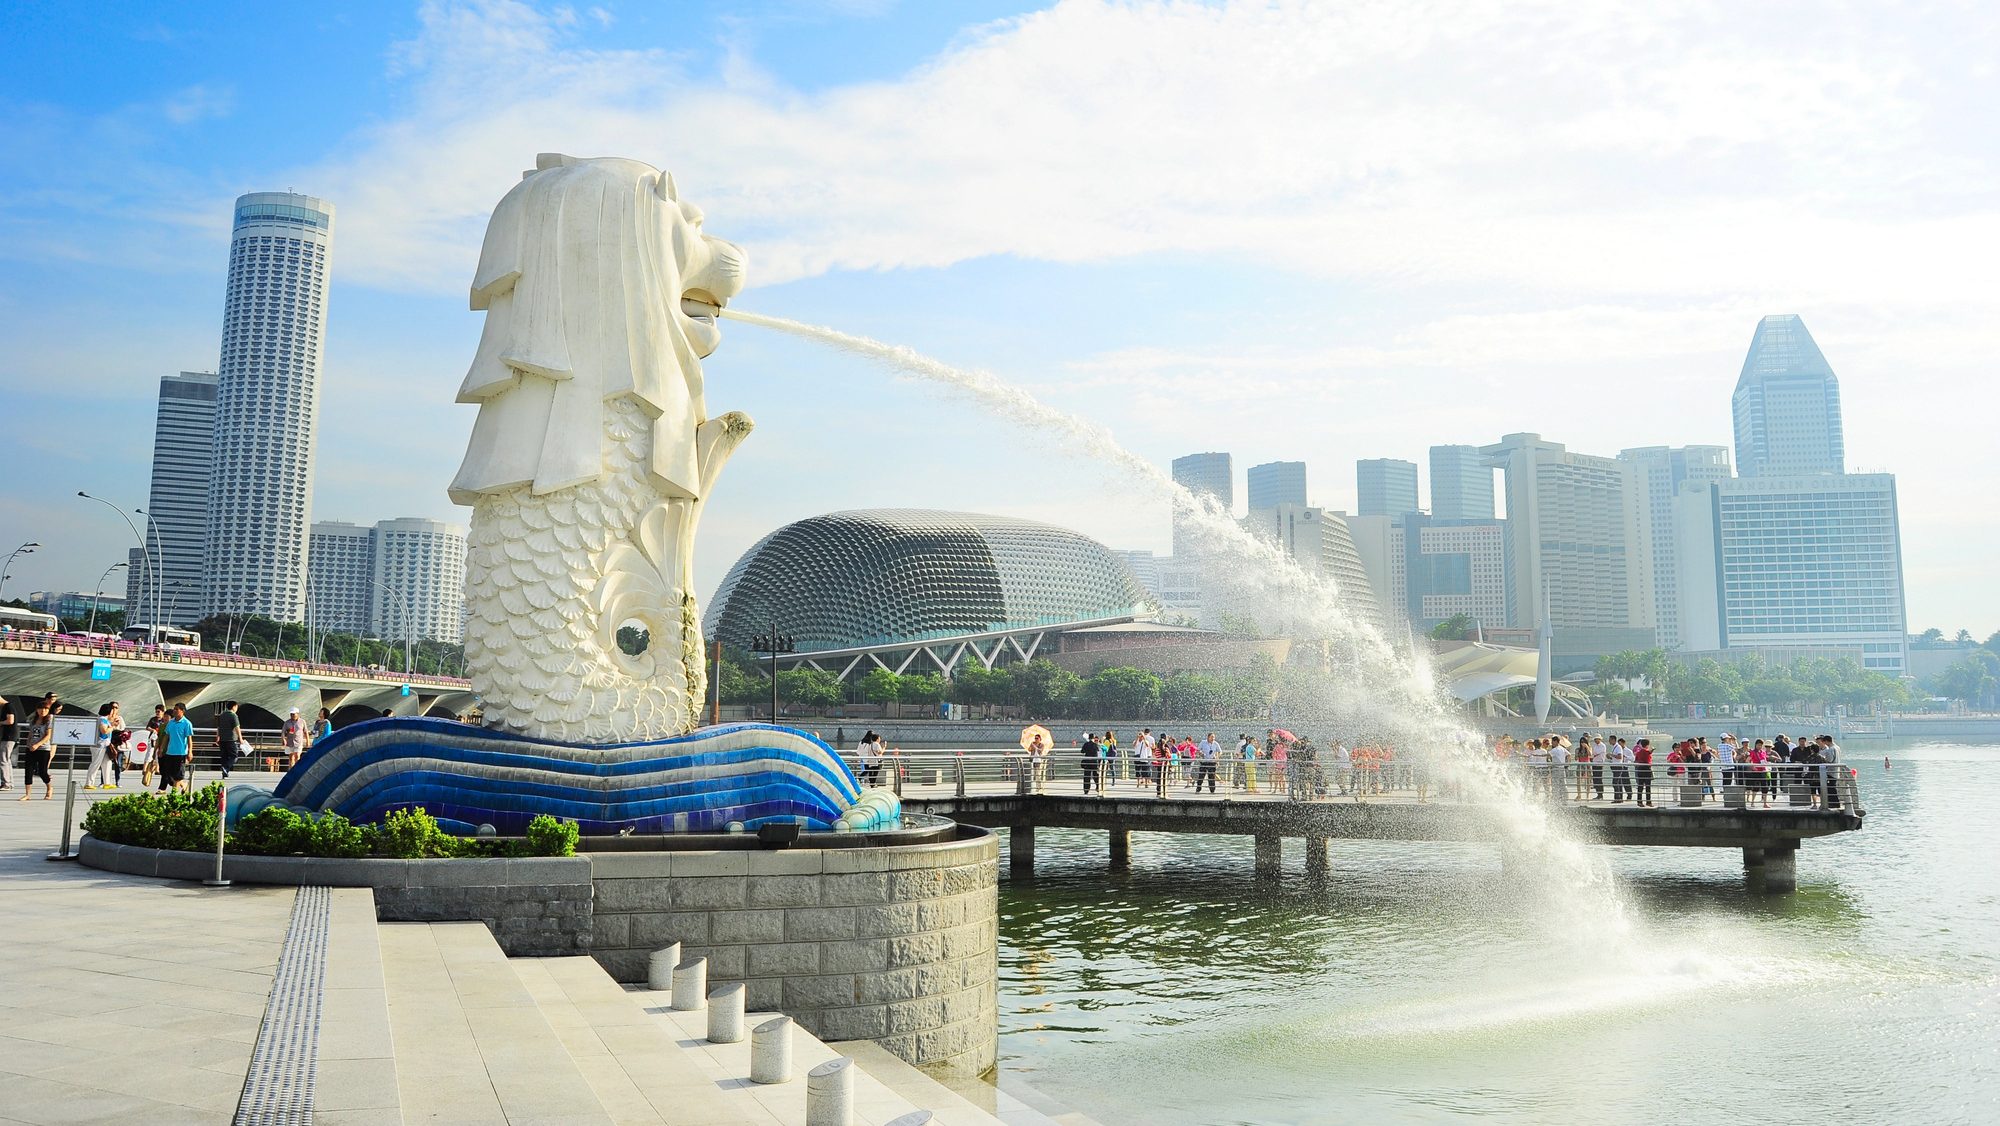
[83,793,577,859]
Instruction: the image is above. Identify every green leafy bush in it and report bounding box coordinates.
[306,812,372,859]
[82,784,223,852]
[524,814,579,857]
[90,793,572,861]
[377,806,466,859]
[228,807,374,858]
[230,807,312,855]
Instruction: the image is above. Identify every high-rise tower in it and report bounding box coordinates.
[1170,452,1233,555]
[1732,314,1843,477]
[1357,458,1420,520]
[1617,445,1731,648]
[127,371,218,627]
[203,192,335,621]
[1246,461,1307,512]
[1428,445,1494,521]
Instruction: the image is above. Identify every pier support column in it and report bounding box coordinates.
[1010,825,1035,876]
[1304,836,1330,881]
[1254,834,1282,880]
[1742,847,1766,872]
[1760,844,1798,893]
[1108,828,1131,871]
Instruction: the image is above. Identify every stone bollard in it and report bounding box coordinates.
[646,942,683,991]
[670,957,707,1012]
[706,982,745,1043]
[750,1015,792,1084]
[885,1114,935,1126]
[805,1057,854,1126]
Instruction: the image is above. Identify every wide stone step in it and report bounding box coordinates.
[513,955,769,1125]
[628,984,1007,1126]
[829,1040,1088,1126]
[378,922,612,1124]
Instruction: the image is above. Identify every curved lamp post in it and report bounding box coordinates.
[369,579,417,677]
[76,493,154,633]
[135,508,171,633]
[87,561,128,635]
[1,541,41,598]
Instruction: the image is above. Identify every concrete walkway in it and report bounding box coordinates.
[0,777,296,1124]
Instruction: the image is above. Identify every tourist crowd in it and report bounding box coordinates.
[0,692,336,797]
[1497,732,1848,809]
[843,723,1852,812]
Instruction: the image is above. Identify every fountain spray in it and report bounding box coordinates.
[722,307,1631,937]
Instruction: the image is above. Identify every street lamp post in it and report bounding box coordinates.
[749,626,796,722]
[87,561,128,635]
[135,509,169,635]
[1,541,42,598]
[369,580,417,677]
[77,493,154,634]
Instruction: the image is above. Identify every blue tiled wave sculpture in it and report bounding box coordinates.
[269,717,895,835]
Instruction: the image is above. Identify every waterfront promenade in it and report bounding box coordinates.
[0,784,1064,1126]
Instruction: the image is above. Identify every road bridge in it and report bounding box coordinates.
[0,634,477,729]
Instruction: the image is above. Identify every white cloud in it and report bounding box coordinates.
[293,0,1998,308]
[161,83,235,125]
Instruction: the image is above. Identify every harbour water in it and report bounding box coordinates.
[992,741,1999,1125]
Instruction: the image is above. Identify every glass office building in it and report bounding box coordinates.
[1357,458,1419,520]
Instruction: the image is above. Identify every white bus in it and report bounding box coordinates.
[0,606,60,633]
[121,625,203,652]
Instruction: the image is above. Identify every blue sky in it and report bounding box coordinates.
[3,0,1996,632]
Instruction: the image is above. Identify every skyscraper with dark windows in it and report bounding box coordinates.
[1732,314,1843,477]
[127,371,218,627]
[204,192,334,621]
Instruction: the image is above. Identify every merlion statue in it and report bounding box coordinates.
[448,154,751,741]
[256,154,899,838]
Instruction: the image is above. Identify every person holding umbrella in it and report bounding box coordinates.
[1019,725,1052,792]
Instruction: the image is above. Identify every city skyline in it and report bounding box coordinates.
[3,2,1996,632]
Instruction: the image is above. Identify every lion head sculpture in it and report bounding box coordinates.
[449,153,746,503]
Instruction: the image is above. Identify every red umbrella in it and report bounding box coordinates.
[1272,728,1299,743]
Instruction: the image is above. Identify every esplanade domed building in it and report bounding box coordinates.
[705,509,1151,656]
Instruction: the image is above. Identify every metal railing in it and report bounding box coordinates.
[852,749,1863,813]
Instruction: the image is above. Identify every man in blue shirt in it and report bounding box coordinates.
[160,704,195,794]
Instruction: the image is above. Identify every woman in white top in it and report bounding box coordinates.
[856,730,883,786]
[86,702,124,790]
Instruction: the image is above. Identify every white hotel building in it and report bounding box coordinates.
[309,518,467,645]
[1674,474,1907,674]
[204,192,334,622]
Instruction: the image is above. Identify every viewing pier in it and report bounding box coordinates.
[888,753,1864,892]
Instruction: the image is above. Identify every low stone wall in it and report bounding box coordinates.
[76,837,594,957]
[587,825,999,1078]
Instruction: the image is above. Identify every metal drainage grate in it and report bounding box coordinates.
[234,885,330,1125]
